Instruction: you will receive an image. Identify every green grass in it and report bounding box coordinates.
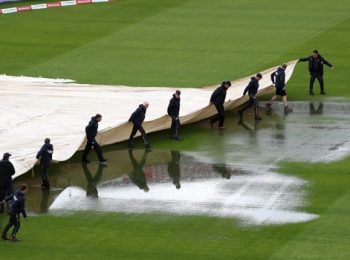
[1,1,350,259]
[0,0,349,100]
[1,157,349,259]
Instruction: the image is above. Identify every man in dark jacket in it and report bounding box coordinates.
[36,138,54,190]
[82,114,107,164]
[299,50,333,95]
[210,81,231,129]
[128,102,151,149]
[238,73,263,121]
[0,153,15,213]
[1,184,28,242]
[167,90,182,140]
[266,64,292,113]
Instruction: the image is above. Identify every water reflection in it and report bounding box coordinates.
[309,103,324,115]
[128,150,150,192]
[16,102,350,225]
[82,163,106,198]
[167,151,181,189]
[40,190,50,213]
[238,118,259,132]
[48,156,318,226]
[212,164,231,179]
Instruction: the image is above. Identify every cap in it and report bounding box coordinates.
[3,152,11,158]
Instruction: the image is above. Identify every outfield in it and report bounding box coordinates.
[0,0,350,259]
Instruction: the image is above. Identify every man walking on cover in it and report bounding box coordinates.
[238,73,262,122]
[210,81,231,129]
[82,114,107,164]
[128,102,151,149]
[238,73,263,121]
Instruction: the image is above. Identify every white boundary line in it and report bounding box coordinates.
[0,0,109,15]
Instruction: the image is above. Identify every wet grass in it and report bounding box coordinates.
[2,108,350,259]
[1,157,349,259]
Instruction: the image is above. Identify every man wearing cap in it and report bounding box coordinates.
[238,73,263,121]
[210,81,232,129]
[167,90,182,140]
[0,153,15,213]
[266,64,293,113]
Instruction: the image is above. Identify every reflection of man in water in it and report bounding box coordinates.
[128,150,150,192]
[40,190,50,213]
[213,164,231,179]
[82,163,106,198]
[167,151,181,189]
[309,103,324,115]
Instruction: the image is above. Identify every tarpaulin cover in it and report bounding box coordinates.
[0,60,298,178]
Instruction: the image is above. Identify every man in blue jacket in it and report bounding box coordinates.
[1,184,28,242]
[210,81,231,129]
[82,114,107,164]
[238,73,263,121]
[266,64,293,113]
[36,138,54,190]
[0,153,15,214]
[299,50,333,95]
[128,102,151,149]
[167,90,182,140]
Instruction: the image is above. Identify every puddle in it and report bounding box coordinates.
[13,102,350,226]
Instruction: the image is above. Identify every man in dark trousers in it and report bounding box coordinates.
[299,49,333,95]
[266,64,293,113]
[82,114,107,164]
[167,151,181,189]
[128,149,150,192]
[128,101,151,149]
[167,90,182,140]
[36,138,54,190]
[1,184,28,242]
[0,153,15,213]
[238,73,263,121]
[210,81,232,129]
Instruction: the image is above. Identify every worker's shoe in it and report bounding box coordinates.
[128,141,134,150]
[284,106,293,113]
[10,236,20,242]
[1,234,9,240]
[320,91,326,95]
[309,90,315,96]
[99,159,107,164]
